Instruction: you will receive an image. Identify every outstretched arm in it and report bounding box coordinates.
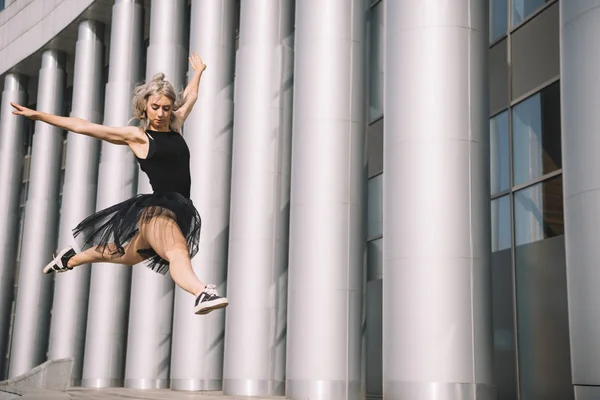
[10,102,140,145]
[174,51,206,126]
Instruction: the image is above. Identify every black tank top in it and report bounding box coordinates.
[135,130,191,198]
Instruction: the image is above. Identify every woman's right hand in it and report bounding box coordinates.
[10,102,38,119]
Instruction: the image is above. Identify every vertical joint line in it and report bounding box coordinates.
[467,0,477,387]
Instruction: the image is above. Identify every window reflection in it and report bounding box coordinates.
[492,195,511,252]
[490,111,510,195]
[512,82,561,187]
[512,0,551,26]
[490,0,508,42]
[368,2,384,121]
[514,176,563,246]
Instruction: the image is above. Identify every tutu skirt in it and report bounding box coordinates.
[72,192,201,275]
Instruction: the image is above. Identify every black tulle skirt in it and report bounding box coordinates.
[72,192,201,275]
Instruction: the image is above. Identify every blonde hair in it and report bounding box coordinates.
[132,73,182,131]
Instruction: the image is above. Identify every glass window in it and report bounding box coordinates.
[492,195,511,252]
[0,0,5,11]
[368,2,384,121]
[19,182,27,207]
[512,0,551,26]
[512,82,561,187]
[367,238,382,281]
[514,175,563,246]
[490,111,510,194]
[490,0,508,42]
[367,174,383,239]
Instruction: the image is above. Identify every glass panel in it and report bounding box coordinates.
[367,238,382,281]
[490,0,508,42]
[514,176,563,247]
[491,195,511,252]
[512,82,561,186]
[490,111,510,194]
[512,0,551,26]
[19,182,27,207]
[368,2,384,121]
[367,174,383,239]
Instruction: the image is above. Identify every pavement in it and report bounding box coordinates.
[6,387,287,399]
[0,358,287,399]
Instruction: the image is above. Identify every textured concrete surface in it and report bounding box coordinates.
[66,388,286,399]
[0,358,73,393]
[0,388,20,400]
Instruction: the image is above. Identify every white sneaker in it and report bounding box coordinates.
[194,284,229,315]
[43,246,76,274]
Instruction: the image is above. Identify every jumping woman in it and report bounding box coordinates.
[10,52,228,315]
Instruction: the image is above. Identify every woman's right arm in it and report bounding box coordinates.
[10,102,140,145]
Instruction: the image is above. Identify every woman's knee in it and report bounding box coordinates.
[163,247,189,263]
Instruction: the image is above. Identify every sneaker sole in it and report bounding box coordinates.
[43,247,73,274]
[194,298,229,315]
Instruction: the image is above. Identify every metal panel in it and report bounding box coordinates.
[511,2,559,101]
[8,49,66,378]
[489,38,508,115]
[491,249,517,400]
[383,0,494,398]
[47,20,105,387]
[515,235,573,399]
[365,279,382,399]
[169,0,236,391]
[0,73,28,380]
[124,0,188,389]
[285,0,367,398]
[222,0,294,396]
[560,0,600,390]
[81,0,144,388]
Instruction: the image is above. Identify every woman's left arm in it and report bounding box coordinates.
[174,52,206,126]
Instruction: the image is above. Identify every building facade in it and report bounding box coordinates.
[0,0,594,399]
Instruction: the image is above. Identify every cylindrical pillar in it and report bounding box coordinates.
[47,20,105,387]
[81,0,144,388]
[285,0,367,398]
[124,0,187,389]
[382,1,494,399]
[8,49,67,378]
[0,73,28,380]
[169,0,236,391]
[222,0,294,396]
[561,2,600,399]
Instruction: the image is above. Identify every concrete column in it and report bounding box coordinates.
[169,0,236,391]
[0,73,28,380]
[382,1,494,399]
[81,0,144,388]
[222,0,294,396]
[124,0,187,389]
[285,0,367,398]
[8,49,66,378]
[47,20,105,387]
[561,2,600,399]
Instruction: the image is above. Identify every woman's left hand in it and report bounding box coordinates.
[189,52,206,73]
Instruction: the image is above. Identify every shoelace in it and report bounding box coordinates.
[51,252,62,270]
[204,284,218,296]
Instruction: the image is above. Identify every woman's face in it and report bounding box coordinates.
[146,94,173,131]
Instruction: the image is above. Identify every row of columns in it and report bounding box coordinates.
[14,0,598,399]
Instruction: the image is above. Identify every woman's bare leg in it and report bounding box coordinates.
[66,233,150,268]
[139,215,206,297]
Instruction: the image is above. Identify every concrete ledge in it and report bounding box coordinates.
[0,358,73,393]
[0,388,21,399]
